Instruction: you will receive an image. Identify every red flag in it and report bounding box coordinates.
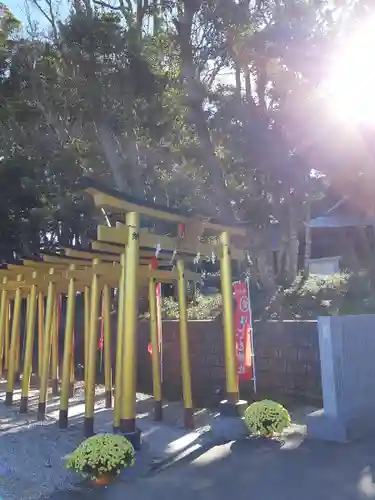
[233,281,253,381]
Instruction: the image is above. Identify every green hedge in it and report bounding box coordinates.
[150,271,375,320]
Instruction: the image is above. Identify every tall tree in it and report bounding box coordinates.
[1,0,367,307]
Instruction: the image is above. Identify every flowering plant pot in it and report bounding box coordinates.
[65,433,135,483]
[92,471,117,485]
[244,400,291,437]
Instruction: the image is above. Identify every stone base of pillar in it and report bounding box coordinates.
[37,402,46,421]
[154,400,163,421]
[105,390,112,408]
[83,416,94,437]
[58,409,68,429]
[183,407,195,429]
[19,396,28,413]
[51,379,59,396]
[121,428,141,451]
[5,391,13,406]
[219,399,248,418]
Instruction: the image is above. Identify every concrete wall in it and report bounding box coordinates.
[308,315,375,442]
[309,257,340,275]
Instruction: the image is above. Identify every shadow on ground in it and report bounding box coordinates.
[47,431,375,500]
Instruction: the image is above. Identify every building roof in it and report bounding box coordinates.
[310,196,375,229]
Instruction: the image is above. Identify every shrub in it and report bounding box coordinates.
[65,433,135,479]
[281,271,375,318]
[244,400,291,437]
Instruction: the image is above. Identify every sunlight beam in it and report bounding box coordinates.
[324,13,375,124]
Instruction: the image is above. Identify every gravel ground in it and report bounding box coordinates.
[0,380,213,500]
[0,380,107,500]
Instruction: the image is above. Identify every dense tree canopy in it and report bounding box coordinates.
[0,0,373,299]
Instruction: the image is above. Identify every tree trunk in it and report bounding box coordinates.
[246,225,278,296]
[285,231,299,284]
[235,66,241,99]
[284,206,299,284]
[303,198,312,278]
[175,0,233,218]
[95,124,128,191]
[256,251,277,294]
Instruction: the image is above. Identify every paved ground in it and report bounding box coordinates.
[2,386,374,500]
[46,429,375,500]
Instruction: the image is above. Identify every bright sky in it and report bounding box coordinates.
[323,12,375,125]
[4,0,28,23]
[5,0,375,129]
[4,0,68,25]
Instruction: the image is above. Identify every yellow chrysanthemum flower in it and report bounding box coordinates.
[244,400,290,437]
[65,433,135,479]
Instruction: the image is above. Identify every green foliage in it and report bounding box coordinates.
[160,292,222,320]
[282,271,375,318]
[244,400,291,437]
[0,0,362,287]
[153,270,375,321]
[0,3,20,44]
[65,434,135,478]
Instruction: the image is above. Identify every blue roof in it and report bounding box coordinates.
[310,215,375,228]
[310,197,375,228]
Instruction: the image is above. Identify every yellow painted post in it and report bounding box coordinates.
[15,294,27,378]
[70,339,75,398]
[0,285,8,377]
[113,254,125,431]
[38,292,44,379]
[51,294,59,395]
[220,231,239,403]
[120,211,140,443]
[20,284,37,413]
[4,299,10,372]
[149,276,162,421]
[84,287,90,387]
[177,259,194,429]
[37,277,56,420]
[5,285,22,406]
[59,275,76,428]
[84,260,100,437]
[103,284,112,409]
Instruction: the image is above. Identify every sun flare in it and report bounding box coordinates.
[324,14,375,124]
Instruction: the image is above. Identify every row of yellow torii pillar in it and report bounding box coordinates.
[0,180,247,446]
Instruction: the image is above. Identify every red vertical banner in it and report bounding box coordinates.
[233,281,253,381]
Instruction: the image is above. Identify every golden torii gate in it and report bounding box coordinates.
[0,249,202,442]
[0,178,247,449]
[82,179,248,447]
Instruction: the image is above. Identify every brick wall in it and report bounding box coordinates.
[136,318,322,407]
[51,303,322,407]
[253,320,321,404]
